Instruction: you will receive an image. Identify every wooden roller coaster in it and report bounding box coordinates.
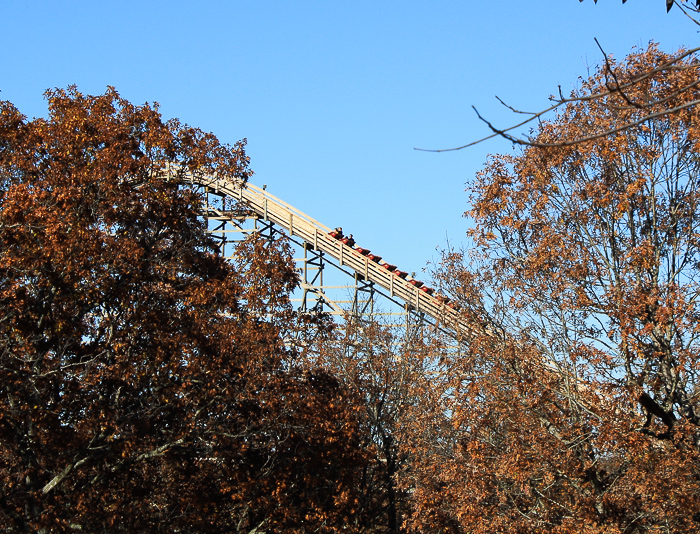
[167,167,484,340]
[173,168,589,393]
[166,166,612,413]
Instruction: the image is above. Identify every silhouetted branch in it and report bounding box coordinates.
[416,45,700,151]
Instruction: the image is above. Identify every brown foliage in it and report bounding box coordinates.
[0,88,370,533]
[412,44,700,533]
[311,319,452,534]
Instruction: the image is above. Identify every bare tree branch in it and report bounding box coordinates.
[416,45,700,151]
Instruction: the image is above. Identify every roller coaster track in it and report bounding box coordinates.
[174,170,478,339]
[178,171,589,394]
[170,170,604,408]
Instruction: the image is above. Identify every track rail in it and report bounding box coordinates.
[164,168,599,407]
[177,170,478,337]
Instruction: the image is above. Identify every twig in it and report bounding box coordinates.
[415,46,700,151]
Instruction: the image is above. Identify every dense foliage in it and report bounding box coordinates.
[0,88,371,533]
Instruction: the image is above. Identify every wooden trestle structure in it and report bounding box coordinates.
[174,169,478,339]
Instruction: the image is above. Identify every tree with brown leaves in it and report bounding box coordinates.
[312,318,451,534]
[0,88,369,533]
[411,43,700,533]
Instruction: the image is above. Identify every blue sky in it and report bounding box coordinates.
[1,1,695,278]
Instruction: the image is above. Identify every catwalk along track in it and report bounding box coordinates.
[173,169,481,340]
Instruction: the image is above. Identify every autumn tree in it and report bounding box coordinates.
[309,317,454,534]
[0,88,371,533]
[409,44,700,533]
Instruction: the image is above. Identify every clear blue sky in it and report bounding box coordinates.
[1,1,695,277]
